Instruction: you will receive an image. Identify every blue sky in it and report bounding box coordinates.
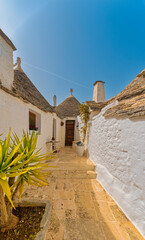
[1,0,145,105]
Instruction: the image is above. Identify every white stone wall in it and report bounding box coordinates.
[88,102,145,238]
[0,36,14,90]
[0,89,59,154]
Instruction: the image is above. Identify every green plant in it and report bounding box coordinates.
[0,130,54,231]
[79,104,90,143]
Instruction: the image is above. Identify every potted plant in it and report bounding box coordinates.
[76,104,90,157]
[0,130,54,235]
[60,121,64,126]
[29,126,38,135]
[76,141,85,157]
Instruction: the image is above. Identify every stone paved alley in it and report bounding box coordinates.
[22,147,144,240]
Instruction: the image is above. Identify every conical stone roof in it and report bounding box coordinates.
[55,91,80,119]
[13,69,53,113]
[104,69,145,118]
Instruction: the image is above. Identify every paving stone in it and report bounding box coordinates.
[22,147,144,240]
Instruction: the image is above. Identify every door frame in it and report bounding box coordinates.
[65,120,75,146]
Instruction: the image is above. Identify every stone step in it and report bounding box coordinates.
[49,170,97,179]
[55,163,96,171]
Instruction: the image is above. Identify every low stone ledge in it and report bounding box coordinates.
[14,199,52,240]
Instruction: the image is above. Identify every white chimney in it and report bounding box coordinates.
[53,95,57,107]
[93,81,105,102]
[0,30,16,90]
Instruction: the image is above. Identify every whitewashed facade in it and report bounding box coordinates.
[87,76,145,238]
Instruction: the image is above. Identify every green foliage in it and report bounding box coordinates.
[79,104,90,143]
[0,130,25,207]
[0,129,54,207]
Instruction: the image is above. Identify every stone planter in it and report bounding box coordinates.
[72,141,79,151]
[14,199,52,240]
[76,145,85,157]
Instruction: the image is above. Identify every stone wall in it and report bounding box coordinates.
[88,102,145,238]
[0,36,14,90]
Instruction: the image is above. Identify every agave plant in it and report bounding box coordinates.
[0,130,54,231]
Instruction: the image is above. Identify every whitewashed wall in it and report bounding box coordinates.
[0,89,57,154]
[0,36,14,90]
[88,102,145,238]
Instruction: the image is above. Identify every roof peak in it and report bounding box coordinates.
[55,93,80,118]
[136,68,145,78]
[0,29,16,51]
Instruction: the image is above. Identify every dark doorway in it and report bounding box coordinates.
[65,120,75,146]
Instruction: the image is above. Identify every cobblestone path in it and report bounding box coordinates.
[22,147,144,240]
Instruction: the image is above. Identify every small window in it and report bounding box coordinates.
[29,110,41,134]
[29,112,36,130]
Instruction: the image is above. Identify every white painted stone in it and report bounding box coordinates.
[93,81,105,102]
[88,102,145,238]
[0,36,14,90]
[0,89,61,154]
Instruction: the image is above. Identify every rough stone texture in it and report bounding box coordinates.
[21,147,143,240]
[86,70,145,119]
[13,70,54,113]
[104,72,145,118]
[55,94,80,119]
[89,103,145,238]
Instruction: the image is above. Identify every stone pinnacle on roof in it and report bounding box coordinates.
[55,89,80,118]
[13,68,54,113]
[70,88,73,96]
[14,57,23,72]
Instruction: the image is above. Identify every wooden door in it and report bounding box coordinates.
[65,120,75,146]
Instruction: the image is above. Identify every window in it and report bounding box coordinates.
[29,112,36,130]
[29,110,41,134]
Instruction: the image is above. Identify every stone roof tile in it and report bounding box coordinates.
[104,70,145,118]
[55,95,80,118]
[13,70,53,112]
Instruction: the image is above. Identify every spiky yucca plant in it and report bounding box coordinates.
[0,130,54,231]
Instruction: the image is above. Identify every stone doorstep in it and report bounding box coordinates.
[14,199,52,240]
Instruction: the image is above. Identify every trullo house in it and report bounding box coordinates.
[0,29,80,151]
